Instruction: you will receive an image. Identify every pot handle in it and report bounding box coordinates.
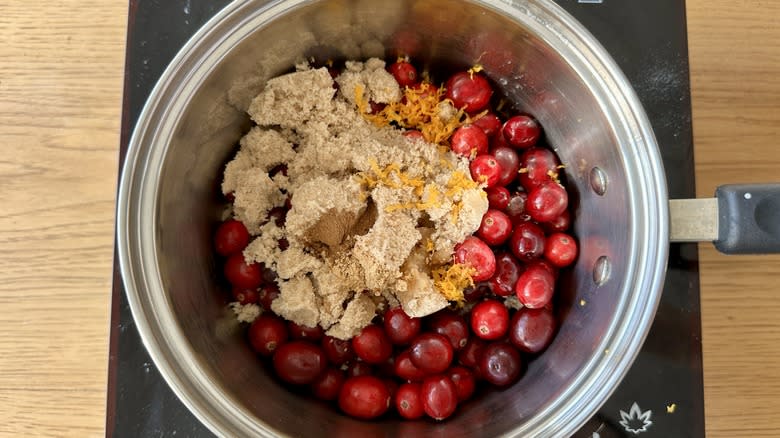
[670,184,780,254]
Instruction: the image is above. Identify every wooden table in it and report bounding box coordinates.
[1,1,778,436]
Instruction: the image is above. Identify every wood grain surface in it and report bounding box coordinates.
[0,1,777,437]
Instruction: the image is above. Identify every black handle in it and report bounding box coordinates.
[714,184,780,254]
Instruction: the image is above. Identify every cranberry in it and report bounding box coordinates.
[477,209,512,246]
[224,253,263,289]
[248,314,288,356]
[232,287,259,305]
[544,232,578,268]
[463,282,491,302]
[515,264,556,309]
[267,206,288,227]
[346,361,374,378]
[272,340,327,385]
[322,335,355,365]
[311,368,345,401]
[451,125,489,158]
[470,299,510,340]
[526,181,568,223]
[338,375,391,420]
[288,321,324,342]
[420,375,458,420]
[403,129,425,142]
[394,350,427,381]
[395,382,425,420]
[454,236,496,282]
[384,379,399,399]
[352,324,393,364]
[469,154,502,188]
[519,147,560,190]
[383,307,421,346]
[473,112,502,138]
[369,101,387,114]
[479,342,523,387]
[269,163,288,178]
[509,307,557,354]
[489,251,524,297]
[502,115,540,149]
[409,81,438,100]
[260,264,278,284]
[492,146,520,187]
[258,284,280,310]
[447,366,476,401]
[409,333,454,374]
[388,60,418,88]
[428,310,470,350]
[214,219,250,256]
[445,71,493,114]
[458,337,485,369]
[486,186,511,210]
[509,221,546,261]
[505,191,529,224]
[544,209,571,233]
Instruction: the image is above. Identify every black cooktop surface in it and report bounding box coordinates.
[107,1,703,436]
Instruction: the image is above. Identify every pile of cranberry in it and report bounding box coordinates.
[212,58,577,422]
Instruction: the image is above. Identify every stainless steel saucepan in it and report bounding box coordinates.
[117,0,780,436]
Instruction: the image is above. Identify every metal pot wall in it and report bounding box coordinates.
[116,0,780,436]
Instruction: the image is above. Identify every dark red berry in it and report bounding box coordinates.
[272,340,327,385]
[526,181,568,223]
[338,375,391,420]
[447,366,476,401]
[403,129,425,142]
[311,368,345,401]
[248,314,288,356]
[479,342,523,387]
[269,163,288,178]
[445,71,493,114]
[477,209,513,246]
[420,375,458,420]
[515,264,556,309]
[502,115,540,149]
[505,192,529,224]
[544,209,571,233]
[454,236,496,282]
[458,337,485,369]
[388,61,418,88]
[346,361,374,378]
[322,335,355,365]
[394,350,427,381]
[489,251,524,297]
[409,333,454,374]
[224,253,263,289]
[469,154,502,188]
[267,206,287,227]
[428,310,470,350]
[492,146,521,187]
[288,321,324,342]
[451,125,489,158]
[463,282,491,302]
[473,112,502,138]
[384,379,399,399]
[544,232,578,268]
[258,284,280,310]
[395,382,425,420]
[519,147,560,190]
[509,307,557,354]
[214,219,250,256]
[369,101,386,114]
[232,287,259,305]
[383,307,421,346]
[352,325,393,364]
[470,299,510,340]
[486,186,511,210]
[509,221,546,262]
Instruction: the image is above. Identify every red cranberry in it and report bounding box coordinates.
[388,60,418,88]
[409,333,454,374]
[403,129,425,142]
[384,379,399,399]
[214,219,250,256]
[502,115,540,149]
[544,232,578,268]
[526,181,568,223]
[470,299,510,340]
[258,284,280,310]
[509,221,546,261]
[509,307,557,354]
[515,264,556,309]
[489,251,524,297]
[492,146,521,187]
[454,236,496,282]
[352,325,393,364]
[486,186,511,210]
[463,282,491,302]
[260,263,277,284]
[369,101,386,114]
[311,368,345,401]
[288,321,324,342]
[272,340,327,385]
[447,366,476,401]
[519,147,560,190]
[505,192,529,224]
[421,375,459,420]
[338,376,391,420]
[322,335,355,365]
[267,206,288,227]
[469,155,502,188]
[445,71,493,114]
[458,337,485,369]
[224,253,263,289]
[394,350,427,381]
[248,314,288,356]
[479,342,523,387]
[346,361,374,378]
[477,209,512,246]
[232,287,259,305]
[395,382,425,420]
[408,82,438,101]
[473,112,502,138]
[451,125,489,158]
[544,209,571,233]
[428,310,470,350]
[383,307,421,346]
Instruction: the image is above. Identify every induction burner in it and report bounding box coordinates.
[107,1,704,436]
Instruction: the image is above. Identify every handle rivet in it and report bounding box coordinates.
[593,256,611,286]
[744,192,752,200]
[589,167,608,196]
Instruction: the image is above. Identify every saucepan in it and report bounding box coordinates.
[116,0,780,436]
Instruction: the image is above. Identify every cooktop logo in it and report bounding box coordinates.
[619,402,653,434]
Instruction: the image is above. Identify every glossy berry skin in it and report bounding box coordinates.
[394,350,427,381]
[526,181,568,223]
[454,236,496,282]
[447,366,476,401]
[288,322,324,342]
[505,192,529,224]
[473,112,502,138]
[248,314,288,356]
[515,264,556,309]
[492,146,521,187]
[544,209,571,233]
[428,310,470,350]
[469,155,502,188]
[486,186,511,210]
[463,282,491,302]
[470,299,510,340]
[403,129,425,142]
[346,361,374,378]
[338,376,391,420]
[409,333,454,374]
[311,368,345,401]
[420,375,459,420]
[445,71,493,114]
[477,209,513,246]
[352,325,393,364]
[395,382,425,420]
[519,147,560,190]
[544,232,578,268]
[479,342,523,387]
[321,335,354,365]
[224,253,263,289]
[458,337,485,369]
[388,61,418,88]
[451,125,489,158]
[232,287,259,305]
[502,115,541,149]
[258,284,280,310]
[509,307,557,354]
[214,219,250,256]
[489,251,524,297]
[509,221,546,262]
[383,307,421,346]
[272,340,327,385]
